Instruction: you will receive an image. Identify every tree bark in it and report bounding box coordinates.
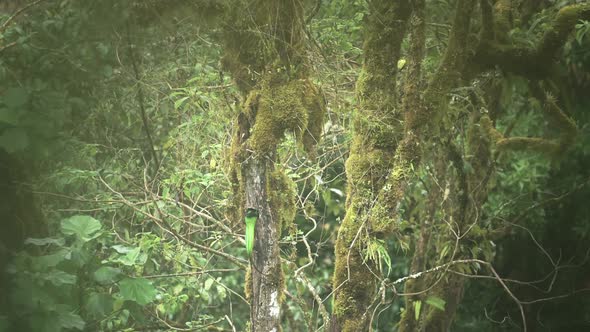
[222,1,323,330]
[330,1,412,331]
[243,156,282,332]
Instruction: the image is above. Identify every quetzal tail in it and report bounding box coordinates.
[245,218,255,256]
[244,208,259,257]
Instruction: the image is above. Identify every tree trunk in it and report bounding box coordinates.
[243,156,282,331]
[330,1,412,330]
[222,1,324,330]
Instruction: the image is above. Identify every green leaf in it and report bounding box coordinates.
[33,249,69,269]
[2,87,29,108]
[439,245,449,261]
[174,96,190,109]
[60,215,102,242]
[43,270,77,286]
[58,311,85,330]
[204,278,214,291]
[426,296,447,311]
[114,247,146,266]
[0,128,29,153]
[111,244,134,253]
[413,300,422,321]
[85,293,113,319]
[118,278,157,305]
[93,266,122,284]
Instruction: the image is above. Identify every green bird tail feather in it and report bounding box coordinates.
[245,217,256,256]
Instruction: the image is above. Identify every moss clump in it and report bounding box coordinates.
[345,139,392,194]
[245,266,252,300]
[479,115,504,144]
[370,164,409,234]
[268,168,297,232]
[301,82,326,157]
[354,71,402,150]
[331,208,374,331]
[486,92,576,159]
[246,76,325,155]
[333,210,375,331]
[369,137,418,235]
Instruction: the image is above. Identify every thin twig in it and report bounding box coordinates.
[0,0,48,34]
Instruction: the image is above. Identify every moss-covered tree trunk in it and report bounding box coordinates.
[331,0,480,330]
[222,1,325,330]
[330,1,412,330]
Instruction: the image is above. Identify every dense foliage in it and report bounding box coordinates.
[1,0,589,331]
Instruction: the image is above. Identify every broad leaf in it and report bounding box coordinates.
[93,266,122,284]
[33,249,70,269]
[114,247,147,266]
[43,270,77,286]
[118,278,157,305]
[111,244,134,253]
[60,215,102,242]
[85,293,113,319]
[58,311,85,330]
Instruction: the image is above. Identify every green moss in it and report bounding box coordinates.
[369,142,416,235]
[225,135,245,226]
[247,77,325,155]
[539,4,590,59]
[330,1,413,329]
[301,82,326,157]
[543,94,577,149]
[479,115,504,144]
[221,0,308,94]
[268,168,297,232]
[346,148,383,188]
[497,137,560,155]
[493,0,513,41]
[331,202,378,331]
[245,266,252,300]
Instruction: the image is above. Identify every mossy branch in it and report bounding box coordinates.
[367,0,428,229]
[537,4,590,60]
[474,3,590,79]
[543,93,577,146]
[496,137,560,154]
[426,0,476,98]
[495,87,577,157]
